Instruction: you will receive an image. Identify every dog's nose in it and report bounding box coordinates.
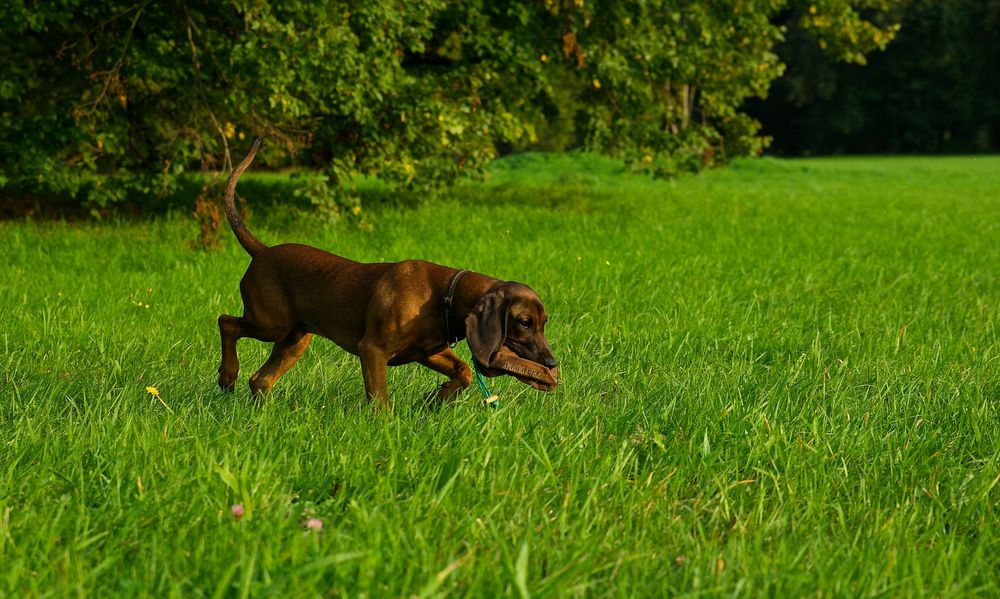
[541,356,558,369]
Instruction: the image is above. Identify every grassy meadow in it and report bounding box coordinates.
[2,154,999,596]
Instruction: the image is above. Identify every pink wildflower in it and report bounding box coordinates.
[305,518,323,531]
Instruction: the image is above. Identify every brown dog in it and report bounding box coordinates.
[217,137,559,408]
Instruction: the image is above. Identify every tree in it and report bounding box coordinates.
[0,0,900,208]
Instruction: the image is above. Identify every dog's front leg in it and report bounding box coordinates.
[358,340,390,410]
[420,348,472,402]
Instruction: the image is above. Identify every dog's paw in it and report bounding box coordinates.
[218,370,237,392]
[438,379,469,401]
[421,382,460,409]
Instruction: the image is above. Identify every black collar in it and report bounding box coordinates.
[444,269,469,346]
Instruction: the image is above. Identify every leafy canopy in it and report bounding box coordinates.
[0,0,899,208]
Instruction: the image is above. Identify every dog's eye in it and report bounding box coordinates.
[517,318,532,329]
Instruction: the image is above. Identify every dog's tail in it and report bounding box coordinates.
[223,136,267,257]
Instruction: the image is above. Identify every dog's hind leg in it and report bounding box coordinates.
[248,327,313,397]
[420,348,472,402]
[217,314,245,391]
[218,312,291,392]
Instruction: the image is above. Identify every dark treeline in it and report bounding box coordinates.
[749,0,1000,155]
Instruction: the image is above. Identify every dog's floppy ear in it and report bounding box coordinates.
[465,290,507,366]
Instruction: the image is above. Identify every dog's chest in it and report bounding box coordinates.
[387,342,449,366]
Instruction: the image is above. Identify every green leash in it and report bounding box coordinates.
[444,269,500,409]
[471,359,501,409]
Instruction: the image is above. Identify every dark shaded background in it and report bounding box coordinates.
[747,0,1000,155]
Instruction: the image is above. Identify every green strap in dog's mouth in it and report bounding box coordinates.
[471,359,500,409]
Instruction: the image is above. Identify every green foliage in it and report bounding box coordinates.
[0,0,900,206]
[3,155,1000,594]
[796,0,899,63]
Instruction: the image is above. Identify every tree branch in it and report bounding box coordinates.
[82,2,148,115]
[182,2,231,173]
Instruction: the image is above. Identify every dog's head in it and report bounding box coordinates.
[465,282,559,391]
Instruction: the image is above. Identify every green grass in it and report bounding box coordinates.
[2,154,999,596]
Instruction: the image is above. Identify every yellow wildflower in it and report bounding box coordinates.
[540,53,548,62]
[593,79,602,89]
[351,206,362,216]
[147,385,174,414]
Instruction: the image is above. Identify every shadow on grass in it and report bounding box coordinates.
[0,151,628,221]
[458,177,604,212]
[0,172,308,221]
